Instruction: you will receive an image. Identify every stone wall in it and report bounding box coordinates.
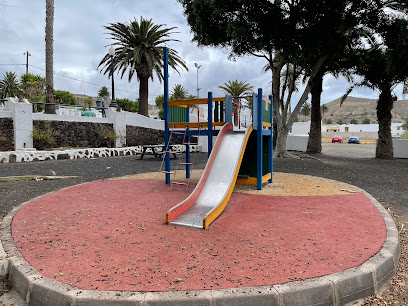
[0,118,14,151]
[33,120,115,150]
[126,126,191,146]
[126,126,164,146]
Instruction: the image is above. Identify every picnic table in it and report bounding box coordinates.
[139,144,180,160]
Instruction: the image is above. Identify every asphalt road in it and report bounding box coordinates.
[322,143,376,158]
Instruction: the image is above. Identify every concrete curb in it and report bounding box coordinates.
[0,176,400,306]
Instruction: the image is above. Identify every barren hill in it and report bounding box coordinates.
[321,96,408,124]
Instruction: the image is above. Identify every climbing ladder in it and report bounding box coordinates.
[153,123,201,192]
[170,124,201,191]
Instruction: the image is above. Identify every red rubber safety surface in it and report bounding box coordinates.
[12,179,386,292]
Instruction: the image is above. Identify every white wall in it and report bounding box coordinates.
[393,139,408,158]
[0,99,166,150]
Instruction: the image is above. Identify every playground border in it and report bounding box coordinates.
[0,177,400,306]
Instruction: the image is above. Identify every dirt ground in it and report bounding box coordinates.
[124,170,361,196]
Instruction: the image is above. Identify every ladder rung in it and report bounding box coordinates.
[165,151,182,155]
[183,143,198,145]
[158,170,175,174]
[171,132,186,135]
[171,182,190,186]
[177,162,194,165]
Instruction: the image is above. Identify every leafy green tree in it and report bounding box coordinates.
[347,18,408,157]
[98,86,110,100]
[98,17,188,117]
[20,73,46,101]
[116,98,139,113]
[326,119,333,124]
[350,118,358,124]
[337,119,344,125]
[54,90,77,105]
[83,97,94,107]
[170,84,188,100]
[403,119,408,131]
[178,0,389,157]
[155,94,164,110]
[0,72,23,98]
[219,80,254,125]
[362,118,371,124]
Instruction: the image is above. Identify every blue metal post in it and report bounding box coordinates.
[257,88,263,190]
[186,105,190,178]
[225,95,232,124]
[163,47,170,184]
[268,95,273,183]
[207,92,213,156]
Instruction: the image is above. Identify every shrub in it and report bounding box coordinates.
[95,125,119,148]
[32,121,56,150]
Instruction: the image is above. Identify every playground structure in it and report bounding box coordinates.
[161,47,273,228]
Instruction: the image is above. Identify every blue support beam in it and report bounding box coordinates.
[225,95,232,124]
[186,105,191,178]
[257,88,263,190]
[207,92,213,156]
[163,47,170,184]
[268,95,273,183]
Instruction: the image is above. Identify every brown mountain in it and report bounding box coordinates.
[322,96,408,124]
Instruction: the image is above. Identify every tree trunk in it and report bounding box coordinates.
[307,72,323,153]
[138,75,149,116]
[233,104,238,126]
[45,0,55,114]
[274,125,291,157]
[376,88,394,158]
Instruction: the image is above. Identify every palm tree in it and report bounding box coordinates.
[98,17,188,116]
[0,72,22,98]
[219,80,254,125]
[300,102,311,118]
[170,84,188,100]
[321,104,328,116]
[98,86,110,100]
[45,0,55,113]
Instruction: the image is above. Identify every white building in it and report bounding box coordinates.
[291,121,405,138]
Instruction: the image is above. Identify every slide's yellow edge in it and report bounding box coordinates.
[202,124,254,229]
[236,173,271,185]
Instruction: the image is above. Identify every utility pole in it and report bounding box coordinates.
[194,63,201,98]
[23,51,31,74]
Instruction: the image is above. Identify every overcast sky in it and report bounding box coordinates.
[0,0,399,105]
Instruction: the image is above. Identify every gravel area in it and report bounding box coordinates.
[0,151,406,304]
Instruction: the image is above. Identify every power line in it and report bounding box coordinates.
[28,64,139,95]
[0,62,164,98]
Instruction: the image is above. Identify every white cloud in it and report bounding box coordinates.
[0,0,385,105]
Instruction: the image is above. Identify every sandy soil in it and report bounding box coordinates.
[120,170,361,196]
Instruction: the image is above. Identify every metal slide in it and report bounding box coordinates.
[166,123,253,229]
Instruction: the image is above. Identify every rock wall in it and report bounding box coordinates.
[0,118,14,151]
[33,120,115,150]
[126,126,164,146]
[126,126,191,146]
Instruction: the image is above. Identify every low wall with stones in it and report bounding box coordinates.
[33,120,115,150]
[0,118,14,151]
[126,126,164,146]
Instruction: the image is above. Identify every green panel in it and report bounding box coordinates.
[262,101,272,124]
[169,106,187,123]
[238,132,270,178]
